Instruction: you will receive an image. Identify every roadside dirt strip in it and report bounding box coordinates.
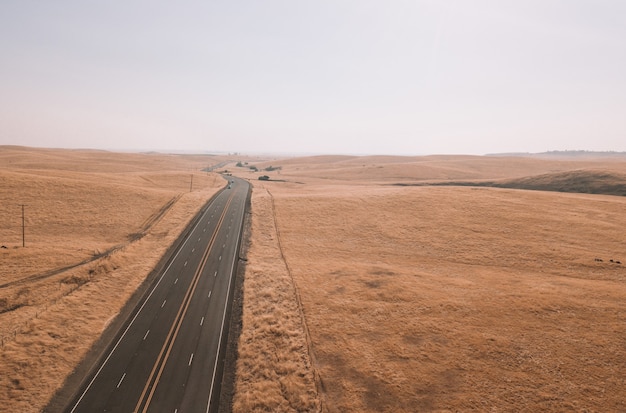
[56,177,249,413]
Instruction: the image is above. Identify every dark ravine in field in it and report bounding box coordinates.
[393,170,626,197]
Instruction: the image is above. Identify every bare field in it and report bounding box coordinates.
[0,146,230,412]
[233,155,626,412]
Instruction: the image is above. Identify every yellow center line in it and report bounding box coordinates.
[133,192,235,413]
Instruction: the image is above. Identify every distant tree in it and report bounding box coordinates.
[249,166,258,172]
[258,175,270,181]
[236,161,243,167]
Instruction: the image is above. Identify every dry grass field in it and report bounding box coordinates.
[0,146,232,412]
[233,155,626,412]
[2,147,625,412]
[233,188,320,412]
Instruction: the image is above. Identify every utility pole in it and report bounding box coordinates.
[189,174,193,192]
[19,204,25,247]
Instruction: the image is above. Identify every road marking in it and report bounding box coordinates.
[117,373,126,389]
[135,192,237,413]
[198,237,201,242]
[200,317,204,326]
[174,278,178,284]
[219,256,222,261]
[203,228,206,232]
[192,248,195,253]
[214,271,218,277]
[223,244,226,248]
[208,291,211,298]
[189,353,194,366]
[67,192,216,413]
[184,261,187,267]
[206,192,246,413]
[161,300,166,308]
[143,330,150,341]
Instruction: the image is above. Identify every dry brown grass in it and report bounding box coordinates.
[0,146,231,412]
[233,154,626,412]
[249,154,626,184]
[233,187,320,412]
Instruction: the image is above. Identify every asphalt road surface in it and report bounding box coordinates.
[64,176,249,413]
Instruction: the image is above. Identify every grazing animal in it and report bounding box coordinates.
[617,261,622,265]
[610,259,614,263]
[594,258,603,262]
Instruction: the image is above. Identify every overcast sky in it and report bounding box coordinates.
[1,1,625,155]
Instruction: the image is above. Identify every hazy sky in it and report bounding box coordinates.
[1,1,625,155]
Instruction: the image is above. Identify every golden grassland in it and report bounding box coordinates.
[232,188,320,412]
[2,146,625,412]
[249,154,626,184]
[232,154,626,412]
[0,146,230,412]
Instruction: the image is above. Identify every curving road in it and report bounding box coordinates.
[63,176,249,413]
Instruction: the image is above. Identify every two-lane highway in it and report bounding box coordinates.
[64,176,249,413]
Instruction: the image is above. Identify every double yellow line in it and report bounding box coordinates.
[134,192,235,413]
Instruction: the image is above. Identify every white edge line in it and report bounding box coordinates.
[69,198,217,413]
[206,186,246,413]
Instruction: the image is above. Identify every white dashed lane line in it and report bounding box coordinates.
[117,373,126,389]
[143,330,150,341]
[161,300,166,308]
